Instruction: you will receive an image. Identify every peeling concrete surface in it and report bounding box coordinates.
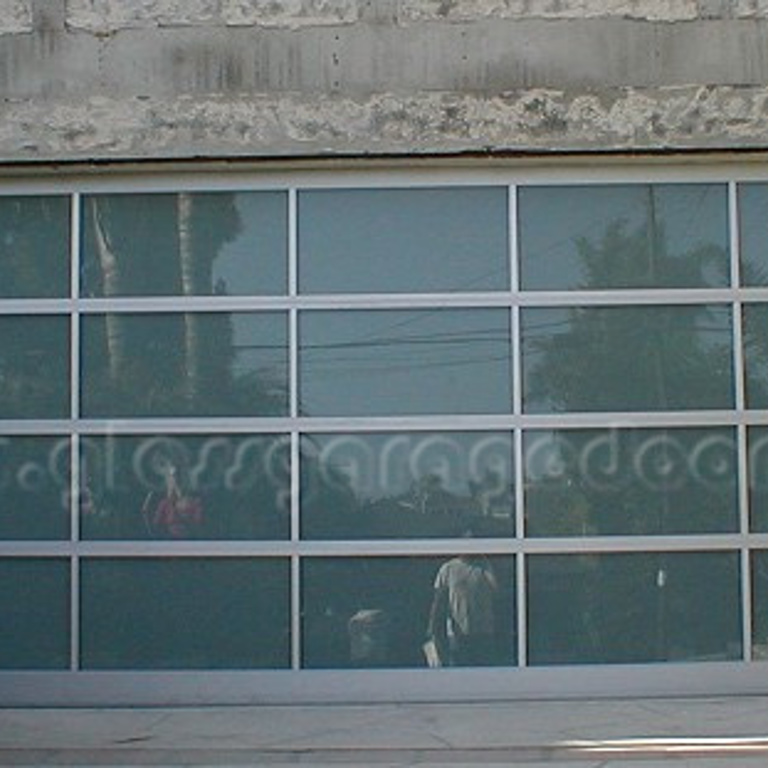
[65,0,361,31]
[0,0,32,35]
[60,0,768,31]
[2,85,767,162]
[400,0,702,22]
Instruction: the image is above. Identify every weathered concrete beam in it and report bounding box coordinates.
[2,85,767,162]
[2,1,768,162]
[3,18,768,99]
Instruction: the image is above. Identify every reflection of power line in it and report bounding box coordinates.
[304,354,512,376]
[300,307,508,360]
[302,329,509,353]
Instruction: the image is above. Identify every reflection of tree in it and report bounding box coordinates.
[527,219,731,413]
[84,194,285,416]
[0,197,68,297]
[302,440,514,540]
[526,206,734,660]
[0,198,70,418]
[91,199,128,382]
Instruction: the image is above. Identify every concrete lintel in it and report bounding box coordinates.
[1,86,767,164]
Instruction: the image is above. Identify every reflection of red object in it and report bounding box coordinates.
[147,494,203,539]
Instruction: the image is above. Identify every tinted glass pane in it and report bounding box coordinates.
[739,183,768,286]
[752,551,768,660]
[81,312,288,417]
[82,193,287,297]
[744,304,768,410]
[522,305,733,413]
[303,556,515,669]
[748,427,768,532]
[519,184,728,290]
[80,434,289,541]
[0,559,70,669]
[0,196,69,298]
[300,309,512,416]
[525,428,738,536]
[301,432,514,539]
[81,558,290,669]
[528,552,741,665]
[0,436,70,540]
[0,316,69,419]
[299,188,509,294]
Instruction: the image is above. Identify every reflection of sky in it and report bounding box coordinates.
[300,309,513,416]
[519,184,729,290]
[213,193,287,295]
[230,313,287,379]
[739,184,768,285]
[299,187,509,294]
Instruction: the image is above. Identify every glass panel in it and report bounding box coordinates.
[0,316,70,419]
[81,312,288,417]
[0,559,70,669]
[519,184,729,290]
[752,551,768,660]
[301,432,514,539]
[525,428,738,536]
[522,305,733,413]
[81,558,290,669]
[0,196,70,298]
[528,552,741,665]
[744,304,768,410]
[739,183,768,286]
[82,192,287,297]
[0,436,70,540]
[80,434,289,540]
[748,427,768,532]
[299,188,509,294]
[300,309,512,416]
[303,556,515,669]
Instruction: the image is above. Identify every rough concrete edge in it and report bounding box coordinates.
[1,85,767,164]
[59,0,768,34]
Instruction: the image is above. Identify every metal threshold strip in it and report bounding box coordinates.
[4,738,768,765]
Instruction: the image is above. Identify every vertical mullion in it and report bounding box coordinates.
[70,193,81,544]
[70,556,80,671]
[510,184,527,668]
[289,189,299,423]
[69,193,81,671]
[288,188,301,670]
[730,180,753,661]
[291,554,301,670]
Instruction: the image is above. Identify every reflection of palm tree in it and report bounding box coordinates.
[86,194,250,414]
[90,198,127,383]
[177,193,203,403]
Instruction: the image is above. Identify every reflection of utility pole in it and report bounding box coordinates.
[647,186,669,660]
[656,557,667,660]
[178,193,202,405]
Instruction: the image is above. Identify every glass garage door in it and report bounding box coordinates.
[3,169,768,704]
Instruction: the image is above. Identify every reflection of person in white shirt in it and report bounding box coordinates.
[428,553,499,666]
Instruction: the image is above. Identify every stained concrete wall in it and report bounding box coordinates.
[1,0,768,162]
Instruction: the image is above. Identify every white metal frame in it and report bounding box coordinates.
[3,161,768,704]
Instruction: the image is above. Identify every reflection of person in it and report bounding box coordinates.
[428,551,498,666]
[141,463,204,539]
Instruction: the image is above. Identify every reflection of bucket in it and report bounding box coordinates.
[348,609,390,665]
